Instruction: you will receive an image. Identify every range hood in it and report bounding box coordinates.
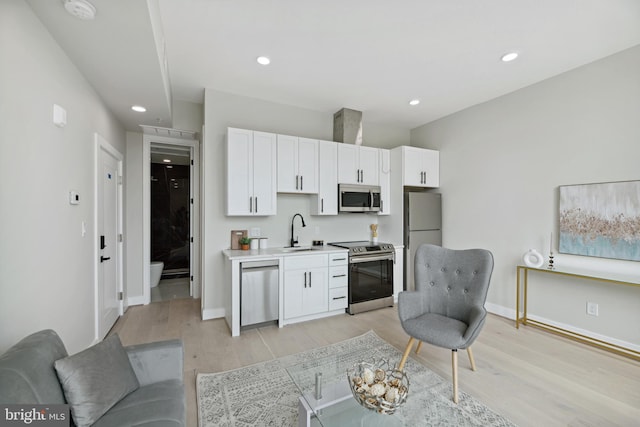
[333,108,363,145]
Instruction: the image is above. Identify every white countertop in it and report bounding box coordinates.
[223,245,348,261]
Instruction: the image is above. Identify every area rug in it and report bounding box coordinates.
[197,331,516,426]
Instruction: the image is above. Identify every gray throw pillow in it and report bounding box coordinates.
[54,334,139,427]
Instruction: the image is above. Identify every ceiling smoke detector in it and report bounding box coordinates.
[64,0,96,20]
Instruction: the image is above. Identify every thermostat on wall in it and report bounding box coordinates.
[53,104,67,127]
[69,191,80,205]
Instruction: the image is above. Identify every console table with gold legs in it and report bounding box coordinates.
[516,265,640,361]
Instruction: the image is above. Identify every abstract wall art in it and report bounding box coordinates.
[559,180,640,261]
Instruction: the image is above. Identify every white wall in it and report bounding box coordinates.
[0,0,125,353]
[125,132,144,301]
[202,90,409,317]
[123,101,203,304]
[411,45,640,346]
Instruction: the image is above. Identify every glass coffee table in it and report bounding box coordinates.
[286,352,404,427]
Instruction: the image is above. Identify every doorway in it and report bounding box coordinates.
[150,145,191,302]
[142,127,200,304]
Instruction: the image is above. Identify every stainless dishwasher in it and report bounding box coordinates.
[241,260,279,327]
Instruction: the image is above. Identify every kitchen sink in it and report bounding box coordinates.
[280,246,313,252]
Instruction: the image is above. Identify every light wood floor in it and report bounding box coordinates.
[109,299,640,427]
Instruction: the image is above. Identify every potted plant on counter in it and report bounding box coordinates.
[239,237,251,250]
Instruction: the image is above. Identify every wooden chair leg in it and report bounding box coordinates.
[467,347,477,371]
[415,340,423,355]
[452,349,459,404]
[398,337,415,371]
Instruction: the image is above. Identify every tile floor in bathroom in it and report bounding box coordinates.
[151,277,191,303]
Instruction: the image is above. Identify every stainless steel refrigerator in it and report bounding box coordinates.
[404,192,442,291]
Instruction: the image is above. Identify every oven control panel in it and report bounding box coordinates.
[348,243,394,255]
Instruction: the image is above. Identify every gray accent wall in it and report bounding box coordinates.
[411,45,640,347]
[0,1,125,353]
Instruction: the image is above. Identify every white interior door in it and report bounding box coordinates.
[98,142,122,339]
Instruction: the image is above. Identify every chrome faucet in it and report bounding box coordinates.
[290,213,306,247]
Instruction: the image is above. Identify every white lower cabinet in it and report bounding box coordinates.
[282,251,350,324]
[283,255,328,320]
[328,253,348,310]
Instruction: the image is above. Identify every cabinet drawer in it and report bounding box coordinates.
[329,287,348,311]
[285,254,327,270]
[328,265,348,288]
[329,252,348,265]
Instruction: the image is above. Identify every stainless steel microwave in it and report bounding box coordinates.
[338,184,381,212]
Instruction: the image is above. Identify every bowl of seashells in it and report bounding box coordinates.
[346,359,409,415]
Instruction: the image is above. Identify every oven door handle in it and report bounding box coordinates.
[349,254,394,264]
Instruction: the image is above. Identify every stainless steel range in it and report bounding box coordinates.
[329,241,395,314]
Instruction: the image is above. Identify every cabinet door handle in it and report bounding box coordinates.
[332,274,346,278]
[361,169,364,182]
[309,271,312,287]
[321,198,324,213]
[300,176,303,191]
[356,169,359,182]
[296,175,299,190]
[332,296,346,300]
[333,258,346,261]
[249,197,253,213]
[255,197,258,213]
[304,272,307,288]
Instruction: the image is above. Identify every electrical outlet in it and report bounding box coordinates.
[586,302,599,316]
[250,227,261,237]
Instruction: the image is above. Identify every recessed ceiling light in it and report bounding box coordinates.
[131,105,146,112]
[501,52,519,62]
[257,56,271,65]
[163,159,171,163]
[64,0,96,20]
[409,99,420,106]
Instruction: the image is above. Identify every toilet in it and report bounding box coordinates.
[150,261,164,288]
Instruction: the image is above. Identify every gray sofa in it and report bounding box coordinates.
[0,329,185,426]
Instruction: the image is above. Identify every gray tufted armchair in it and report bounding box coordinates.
[397,244,494,403]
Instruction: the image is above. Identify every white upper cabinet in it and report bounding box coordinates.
[277,135,318,193]
[226,128,277,216]
[400,146,439,187]
[378,148,391,215]
[337,144,379,185]
[311,140,338,215]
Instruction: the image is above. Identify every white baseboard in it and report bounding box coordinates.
[280,309,346,326]
[127,296,147,306]
[485,302,515,319]
[526,313,640,353]
[203,307,225,320]
[485,302,640,354]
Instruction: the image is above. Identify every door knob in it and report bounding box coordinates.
[100,256,111,263]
